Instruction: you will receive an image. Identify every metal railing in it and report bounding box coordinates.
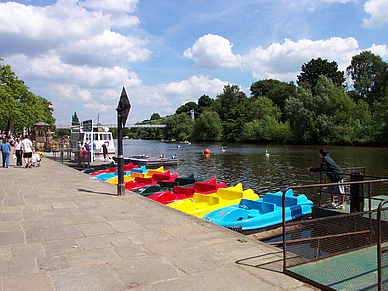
[377,200,388,291]
[279,178,388,290]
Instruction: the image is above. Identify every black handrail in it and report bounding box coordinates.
[281,178,388,273]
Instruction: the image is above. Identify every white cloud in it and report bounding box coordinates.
[321,0,355,3]
[122,75,228,121]
[79,0,139,13]
[49,84,92,101]
[184,34,242,69]
[7,53,140,88]
[84,102,114,112]
[0,1,144,62]
[242,37,360,81]
[368,43,388,59]
[165,75,227,99]
[59,30,151,67]
[362,0,388,28]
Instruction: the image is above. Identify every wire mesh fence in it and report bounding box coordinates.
[275,178,388,290]
[280,209,388,269]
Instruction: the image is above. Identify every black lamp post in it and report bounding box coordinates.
[116,87,131,196]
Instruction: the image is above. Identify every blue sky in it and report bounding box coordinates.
[1,0,387,126]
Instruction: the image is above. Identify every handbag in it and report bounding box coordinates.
[13,153,16,160]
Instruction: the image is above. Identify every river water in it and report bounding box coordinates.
[120,139,388,205]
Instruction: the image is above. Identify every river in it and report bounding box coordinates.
[120,139,388,205]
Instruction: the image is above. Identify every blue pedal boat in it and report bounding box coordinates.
[202,189,313,231]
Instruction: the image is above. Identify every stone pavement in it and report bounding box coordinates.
[0,157,318,291]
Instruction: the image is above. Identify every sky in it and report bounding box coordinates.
[1,0,388,127]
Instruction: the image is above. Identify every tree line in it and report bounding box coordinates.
[131,51,388,145]
[0,58,55,135]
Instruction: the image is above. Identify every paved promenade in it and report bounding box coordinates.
[0,157,317,291]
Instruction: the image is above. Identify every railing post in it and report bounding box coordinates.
[350,173,364,212]
[282,188,288,272]
[377,200,387,291]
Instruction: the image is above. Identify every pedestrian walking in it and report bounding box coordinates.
[21,135,33,168]
[0,138,11,168]
[14,137,23,166]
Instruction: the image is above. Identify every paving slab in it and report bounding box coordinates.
[0,156,318,291]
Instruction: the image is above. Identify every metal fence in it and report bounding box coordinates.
[278,178,388,290]
[377,200,388,291]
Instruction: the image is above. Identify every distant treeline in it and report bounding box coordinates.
[125,51,388,146]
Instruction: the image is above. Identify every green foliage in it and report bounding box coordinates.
[285,75,372,144]
[72,112,80,126]
[198,95,213,108]
[55,128,71,137]
[0,59,55,133]
[135,127,163,139]
[239,96,291,143]
[176,102,198,115]
[162,113,193,141]
[150,113,161,120]
[346,51,388,105]
[215,84,248,121]
[191,111,222,141]
[297,57,345,93]
[251,79,297,116]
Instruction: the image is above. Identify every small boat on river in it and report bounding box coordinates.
[202,189,313,231]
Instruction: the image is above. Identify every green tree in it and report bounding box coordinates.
[175,102,198,115]
[346,51,388,105]
[239,96,291,142]
[297,57,345,93]
[162,113,193,141]
[197,95,213,113]
[55,128,71,138]
[250,79,297,117]
[0,59,54,133]
[191,111,222,141]
[251,79,282,98]
[215,84,248,121]
[285,75,371,144]
[150,113,161,120]
[72,112,80,126]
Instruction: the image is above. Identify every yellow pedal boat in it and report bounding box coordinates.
[167,183,259,218]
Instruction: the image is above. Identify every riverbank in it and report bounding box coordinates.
[0,155,318,290]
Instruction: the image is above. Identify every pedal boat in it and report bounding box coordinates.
[147,177,226,204]
[167,183,259,218]
[202,189,313,231]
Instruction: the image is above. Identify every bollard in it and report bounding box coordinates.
[350,173,364,212]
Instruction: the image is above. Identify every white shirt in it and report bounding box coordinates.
[21,138,32,153]
[15,140,22,150]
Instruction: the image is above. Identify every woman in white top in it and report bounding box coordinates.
[14,137,23,166]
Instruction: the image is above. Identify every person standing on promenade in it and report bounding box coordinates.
[0,138,11,168]
[102,141,109,162]
[14,137,23,166]
[308,148,346,209]
[21,135,33,168]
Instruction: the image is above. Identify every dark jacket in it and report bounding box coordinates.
[310,154,343,182]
